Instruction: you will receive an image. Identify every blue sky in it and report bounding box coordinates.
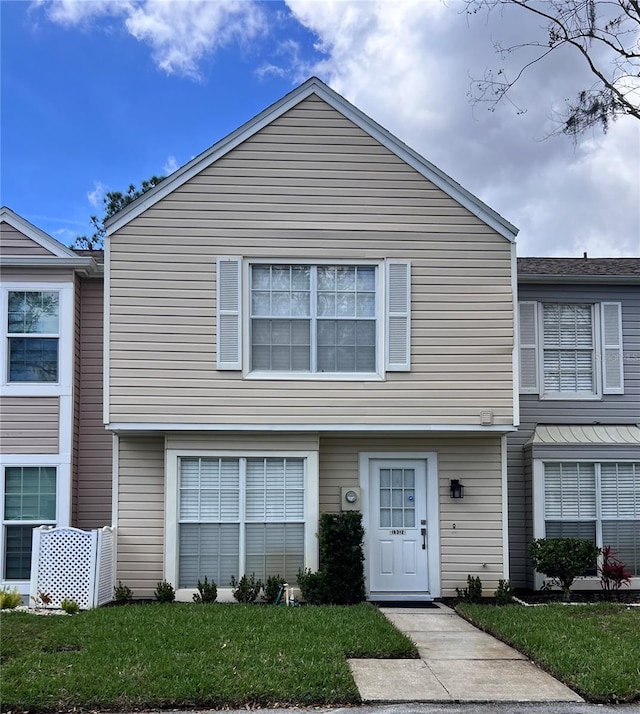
[2,0,638,256]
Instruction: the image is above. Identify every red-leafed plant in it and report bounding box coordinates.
[599,546,632,592]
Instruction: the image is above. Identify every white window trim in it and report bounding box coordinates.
[165,449,319,601]
[0,457,71,591]
[0,282,74,397]
[242,259,386,381]
[537,302,602,401]
[532,458,640,590]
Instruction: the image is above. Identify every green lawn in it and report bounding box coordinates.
[457,602,640,702]
[1,603,416,711]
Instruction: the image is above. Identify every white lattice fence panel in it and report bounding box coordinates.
[95,527,115,606]
[31,527,97,610]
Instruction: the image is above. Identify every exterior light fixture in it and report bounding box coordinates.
[450,479,464,499]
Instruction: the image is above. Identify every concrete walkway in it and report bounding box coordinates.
[348,603,583,703]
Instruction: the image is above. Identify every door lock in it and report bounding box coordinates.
[421,527,426,550]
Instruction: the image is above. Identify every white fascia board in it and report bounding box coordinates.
[0,256,97,274]
[108,422,517,434]
[0,207,79,258]
[104,77,518,242]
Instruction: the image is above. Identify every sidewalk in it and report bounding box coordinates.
[348,603,583,703]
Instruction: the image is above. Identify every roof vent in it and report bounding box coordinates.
[583,252,588,259]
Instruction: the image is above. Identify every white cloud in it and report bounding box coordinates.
[162,156,179,174]
[35,0,266,79]
[87,181,107,208]
[283,0,639,256]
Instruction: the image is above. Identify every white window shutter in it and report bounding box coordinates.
[518,301,539,394]
[216,257,242,370]
[601,302,624,394]
[386,260,411,371]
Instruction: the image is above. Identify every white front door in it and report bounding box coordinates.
[368,458,430,596]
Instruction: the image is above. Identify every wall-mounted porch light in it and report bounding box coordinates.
[450,479,464,499]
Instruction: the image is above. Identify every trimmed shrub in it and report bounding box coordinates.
[456,575,483,603]
[154,580,176,603]
[264,575,287,604]
[297,568,327,605]
[318,511,366,605]
[494,579,515,605]
[114,581,133,604]
[192,576,217,603]
[530,537,600,602]
[230,573,262,604]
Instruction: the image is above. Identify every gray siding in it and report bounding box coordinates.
[509,282,640,587]
[108,95,514,428]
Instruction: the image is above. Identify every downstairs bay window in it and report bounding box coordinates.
[167,452,318,591]
[541,461,639,576]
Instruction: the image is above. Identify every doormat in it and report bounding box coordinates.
[371,600,440,608]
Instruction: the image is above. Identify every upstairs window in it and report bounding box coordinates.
[7,291,59,383]
[216,258,411,376]
[542,304,594,395]
[519,301,624,398]
[250,264,377,374]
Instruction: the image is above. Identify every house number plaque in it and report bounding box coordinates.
[390,529,407,535]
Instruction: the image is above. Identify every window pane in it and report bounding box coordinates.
[602,520,639,577]
[8,291,59,334]
[544,463,596,519]
[601,463,638,519]
[179,458,239,521]
[317,319,376,372]
[4,467,56,520]
[251,320,310,371]
[8,338,58,382]
[178,523,239,588]
[245,523,304,583]
[5,525,36,580]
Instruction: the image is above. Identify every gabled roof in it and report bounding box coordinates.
[0,206,99,273]
[105,77,518,241]
[518,257,640,283]
[1,206,79,258]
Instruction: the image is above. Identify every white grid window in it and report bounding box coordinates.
[542,304,594,395]
[178,457,305,587]
[3,466,57,580]
[544,462,640,576]
[7,291,59,383]
[250,264,377,374]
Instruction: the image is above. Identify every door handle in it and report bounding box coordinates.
[421,527,426,550]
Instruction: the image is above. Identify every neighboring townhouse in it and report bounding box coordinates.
[0,207,112,596]
[104,77,519,601]
[511,257,640,589]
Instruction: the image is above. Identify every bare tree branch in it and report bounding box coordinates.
[466,0,640,137]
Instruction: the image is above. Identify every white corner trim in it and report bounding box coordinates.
[103,237,110,425]
[510,243,519,426]
[501,434,509,580]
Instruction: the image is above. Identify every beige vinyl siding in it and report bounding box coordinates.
[165,432,319,451]
[116,435,165,592]
[319,434,504,596]
[116,431,502,597]
[0,223,52,256]
[75,277,112,529]
[72,278,81,525]
[109,95,513,426]
[0,397,59,453]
